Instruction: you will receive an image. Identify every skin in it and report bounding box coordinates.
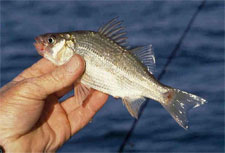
[0,55,108,152]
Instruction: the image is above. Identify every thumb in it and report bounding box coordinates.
[29,55,85,99]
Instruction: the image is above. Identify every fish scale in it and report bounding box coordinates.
[74,32,174,106]
[34,18,206,129]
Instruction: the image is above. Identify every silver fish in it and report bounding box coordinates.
[34,18,206,129]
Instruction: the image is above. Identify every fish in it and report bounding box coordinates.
[34,17,206,129]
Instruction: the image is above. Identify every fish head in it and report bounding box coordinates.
[34,33,75,66]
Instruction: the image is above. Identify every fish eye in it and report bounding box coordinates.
[48,37,55,44]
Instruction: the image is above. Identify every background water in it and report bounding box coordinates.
[1,0,224,152]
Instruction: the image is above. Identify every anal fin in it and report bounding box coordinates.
[74,83,91,106]
[122,97,146,119]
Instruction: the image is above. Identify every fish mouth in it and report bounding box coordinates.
[34,36,46,55]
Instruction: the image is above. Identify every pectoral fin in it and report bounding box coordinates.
[122,97,146,119]
[74,83,91,105]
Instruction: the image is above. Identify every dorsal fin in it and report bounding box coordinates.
[130,45,156,74]
[98,17,128,47]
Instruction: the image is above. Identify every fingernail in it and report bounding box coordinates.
[65,56,80,73]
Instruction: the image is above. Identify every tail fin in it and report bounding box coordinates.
[161,89,206,129]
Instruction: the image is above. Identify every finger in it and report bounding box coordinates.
[61,96,80,113]
[23,55,85,100]
[55,85,73,98]
[60,89,94,114]
[13,58,56,82]
[66,91,108,135]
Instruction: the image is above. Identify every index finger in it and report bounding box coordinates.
[64,91,108,135]
[13,58,56,81]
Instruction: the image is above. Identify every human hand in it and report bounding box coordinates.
[0,55,108,152]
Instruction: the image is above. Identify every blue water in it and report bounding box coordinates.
[1,1,224,152]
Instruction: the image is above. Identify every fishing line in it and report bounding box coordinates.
[118,0,206,152]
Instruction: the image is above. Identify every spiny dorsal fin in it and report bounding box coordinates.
[98,17,128,47]
[130,45,156,74]
[122,96,146,119]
